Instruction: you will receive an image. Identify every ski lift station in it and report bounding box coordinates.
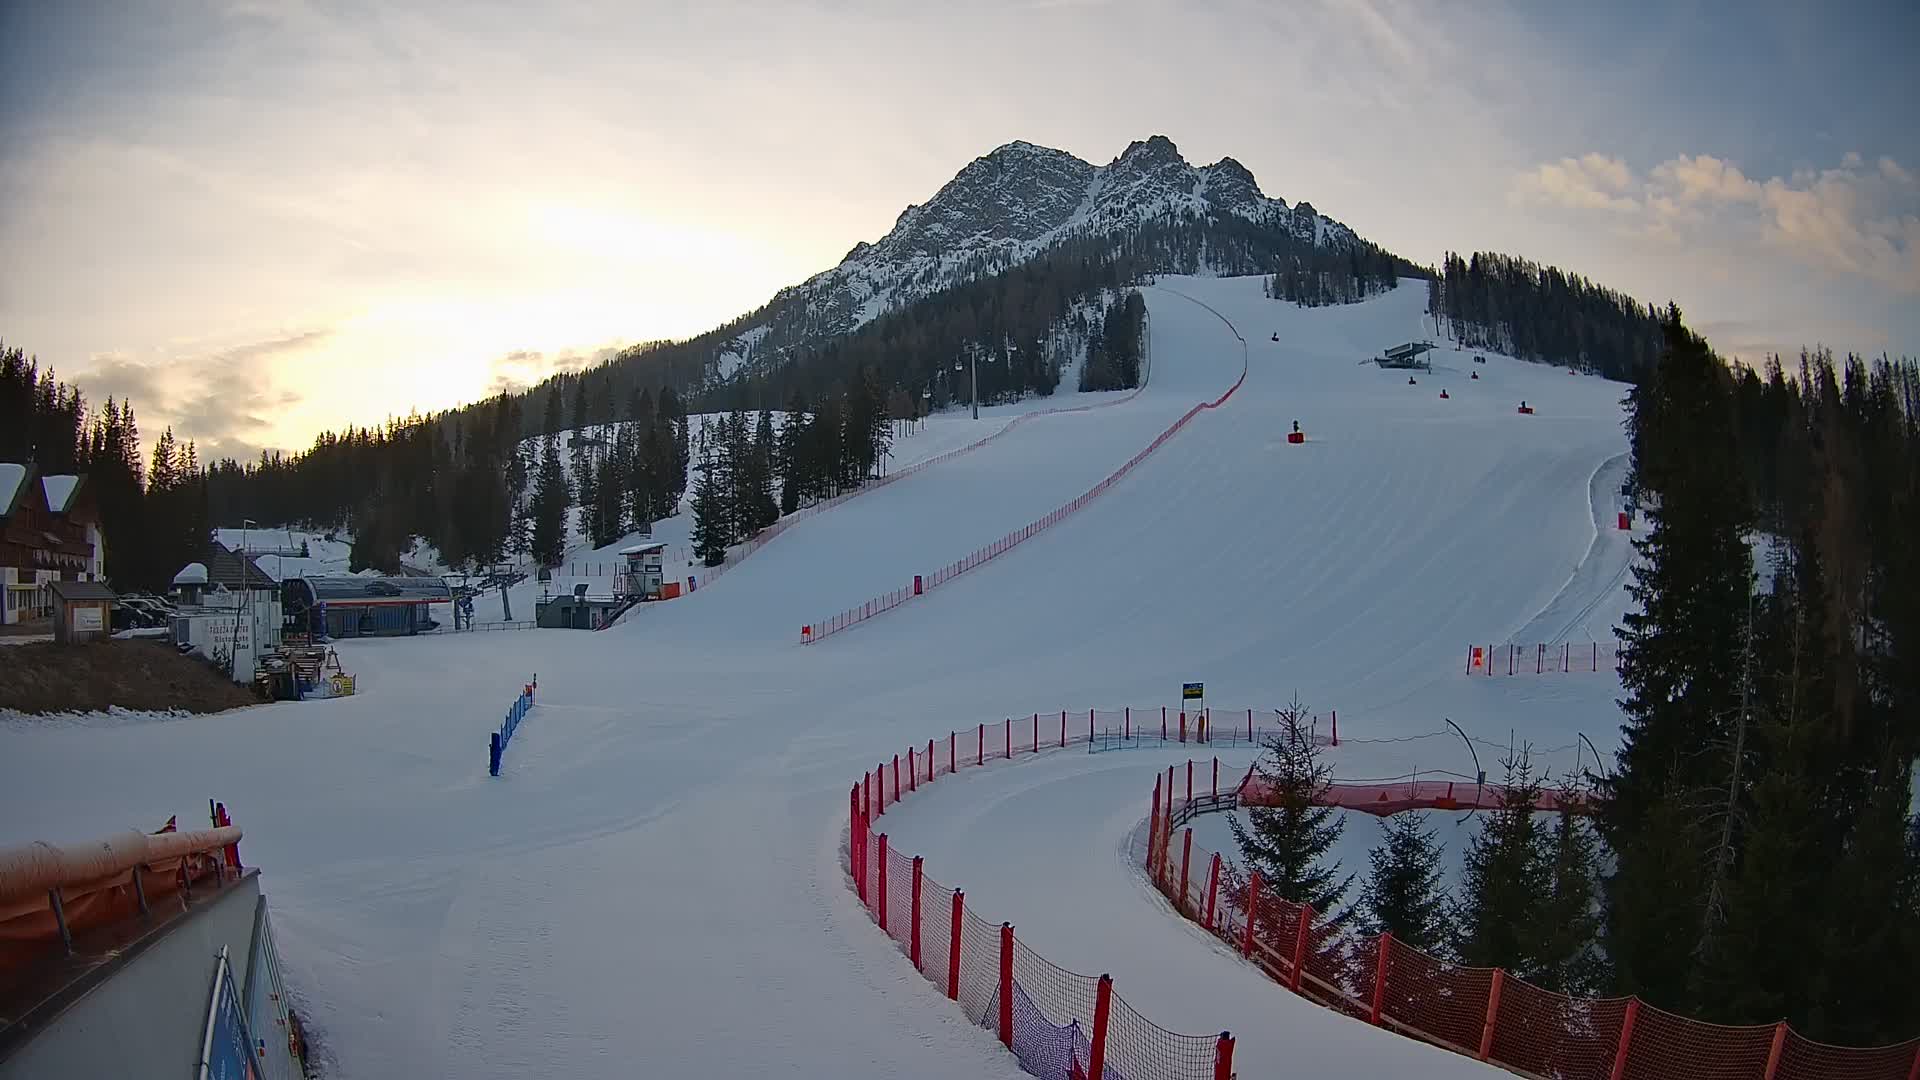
[285,575,452,639]
[1373,341,1436,370]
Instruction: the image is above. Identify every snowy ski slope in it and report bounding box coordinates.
[0,276,1636,1078]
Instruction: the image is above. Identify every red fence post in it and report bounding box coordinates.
[1243,873,1262,957]
[908,747,917,792]
[927,739,935,781]
[1247,708,1253,742]
[893,754,901,798]
[1213,1033,1235,1080]
[978,723,984,765]
[876,764,885,816]
[1180,828,1193,913]
[949,731,956,774]
[1005,720,1012,759]
[1179,710,1187,743]
[1087,974,1113,1080]
[910,855,924,969]
[1060,709,1066,748]
[998,923,1014,1048]
[877,834,890,933]
[1608,998,1640,1080]
[1032,714,1039,754]
[1288,903,1313,991]
[1149,776,1163,878]
[1124,707,1130,739]
[850,785,866,904]
[1370,932,1392,1026]
[1088,707,1093,743]
[947,889,964,1000]
[1213,756,1219,797]
[1204,852,1221,929]
[1332,709,1339,746]
[1761,1021,1787,1080]
[1479,968,1505,1061]
[1186,759,1194,804]
[1162,706,1168,740]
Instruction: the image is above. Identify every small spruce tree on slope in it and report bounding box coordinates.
[1533,783,1606,995]
[1228,697,1352,921]
[1359,812,1451,954]
[1453,750,1550,977]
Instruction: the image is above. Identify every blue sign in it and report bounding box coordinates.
[1182,682,1204,700]
[201,950,258,1080]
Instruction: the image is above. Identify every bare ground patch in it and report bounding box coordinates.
[0,641,262,716]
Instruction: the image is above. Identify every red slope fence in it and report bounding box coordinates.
[848,711,1236,1080]
[1145,765,1920,1080]
[672,356,1157,608]
[1468,641,1623,675]
[804,298,1249,645]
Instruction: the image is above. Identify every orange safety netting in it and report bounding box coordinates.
[851,722,1232,1080]
[1155,787,1920,1080]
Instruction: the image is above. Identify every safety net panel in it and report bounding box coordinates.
[1775,1031,1919,1080]
[1010,937,1101,1032]
[884,846,915,952]
[1378,936,1494,1055]
[1101,989,1219,1080]
[1488,975,1626,1080]
[1621,1001,1773,1080]
[957,909,1002,1028]
[1003,980,1107,1080]
[916,873,955,987]
[1305,925,1374,1020]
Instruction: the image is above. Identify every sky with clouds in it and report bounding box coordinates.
[1,0,1914,463]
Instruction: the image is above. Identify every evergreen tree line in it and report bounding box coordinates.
[2,342,209,592]
[1079,292,1148,392]
[542,379,692,559]
[1229,704,1605,998]
[691,371,893,566]
[1427,251,1668,381]
[1606,317,1920,1043]
[202,382,692,573]
[1233,324,1920,1045]
[1263,245,1403,307]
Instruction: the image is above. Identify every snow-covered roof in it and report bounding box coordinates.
[249,554,330,582]
[173,562,210,585]
[619,543,667,556]
[0,463,24,514]
[213,527,304,553]
[41,475,79,512]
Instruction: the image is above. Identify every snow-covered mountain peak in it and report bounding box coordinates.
[724,136,1376,384]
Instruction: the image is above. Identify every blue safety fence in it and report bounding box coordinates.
[487,675,537,777]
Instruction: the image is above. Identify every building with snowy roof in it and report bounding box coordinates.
[285,575,451,639]
[0,463,105,626]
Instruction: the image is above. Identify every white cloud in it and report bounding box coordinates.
[1512,154,1640,213]
[1650,154,1761,205]
[1518,150,1920,294]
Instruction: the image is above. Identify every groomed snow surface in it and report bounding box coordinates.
[1,276,1636,1078]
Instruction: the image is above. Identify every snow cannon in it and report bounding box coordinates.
[1287,419,1305,445]
[1517,400,1535,415]
[1439,389,1450,399]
